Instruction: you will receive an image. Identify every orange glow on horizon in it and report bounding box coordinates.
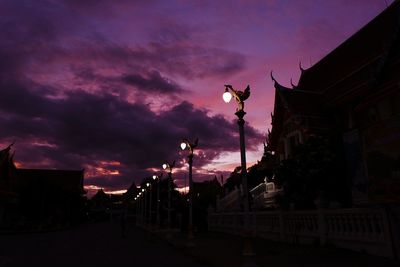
[99,160,121,166]
[176,186,189,194]
[104,189,127,195]
[14,161,23,168]
[83,162,121,178]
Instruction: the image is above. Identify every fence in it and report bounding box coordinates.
[209,207,400,258]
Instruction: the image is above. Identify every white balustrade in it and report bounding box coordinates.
[208,207,396,258]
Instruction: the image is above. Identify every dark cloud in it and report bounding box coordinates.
[0,0,247,108]
[0,0,256,192]
[122,70,185,94]
[0,76,262,190]
[136,43,246,79]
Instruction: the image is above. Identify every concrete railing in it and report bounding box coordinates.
[209,207,400,259]
[249,183,266,210]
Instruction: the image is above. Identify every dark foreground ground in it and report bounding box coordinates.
[0,221,208,267]
[1,220,399,267]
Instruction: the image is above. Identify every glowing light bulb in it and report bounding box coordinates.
[180,142,187,150]
[223,91,232,103]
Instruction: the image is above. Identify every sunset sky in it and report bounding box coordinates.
[0,0,393,196]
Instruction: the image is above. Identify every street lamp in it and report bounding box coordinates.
[146,182,152,225]
[142,188,147,226]
[162,161,175,229]
[137,191,143,225]
[152,173,163,227]
[222,84,254,256]
[135,195,139,226]
[180,138,198,239]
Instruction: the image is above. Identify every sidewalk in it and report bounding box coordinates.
[150,228,400,267]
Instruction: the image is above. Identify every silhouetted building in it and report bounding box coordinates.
[267,1,400,206]
[89,189,127,221]
[91,188,110,203]
[0,145,86,230]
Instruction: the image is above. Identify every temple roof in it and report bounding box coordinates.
[271,71,322,116]
[0,145,85,194]
[297,1,400,93]
[267,2,400,153]
[92,188,110,201]
[276,87,322,116]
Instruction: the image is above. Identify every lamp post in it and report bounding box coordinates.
[134,196,138,225]
[146,182,151,226]
[180,138,198,239]
[222,84,254,256]
[142,188,146,225]
[137,191,142,225]
[152,174,163,227]
[162,161,175,229]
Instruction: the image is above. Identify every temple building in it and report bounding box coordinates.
[267,1,400,206]
[0,144,86,230]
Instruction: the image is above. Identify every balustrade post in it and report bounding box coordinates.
[279,209,285,241]
[253,212,257,235]
[383,206,398,259]
[317,208,326,245]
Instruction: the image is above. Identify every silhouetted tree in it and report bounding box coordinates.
[274,136,351,210]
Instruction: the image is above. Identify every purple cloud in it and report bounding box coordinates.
[0,0,391,193]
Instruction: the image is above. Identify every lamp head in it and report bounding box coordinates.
[152,175,157,180]
[141,188,145,192]
[162,163,167,170]
[180,141,187,150]
[223,87,232,103]
[146,182,150,187]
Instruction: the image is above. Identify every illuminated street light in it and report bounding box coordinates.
[222,87,233,103]
[222,84,254,256]
[162,161,175,230]
[146,181,152,225]
[180,138,198,240]
[152,173,163,227]
[180,142,187,150]
[143,187,148,226]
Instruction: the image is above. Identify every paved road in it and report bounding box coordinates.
[2,222,399,267]
[0,221,209,267]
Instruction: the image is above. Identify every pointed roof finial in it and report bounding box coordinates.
[270,70,277,83]
[290,78,297,89]
[1,141,15,153]
[299,61,304,72]
[7,141,15,149]
[270,70,291,91]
